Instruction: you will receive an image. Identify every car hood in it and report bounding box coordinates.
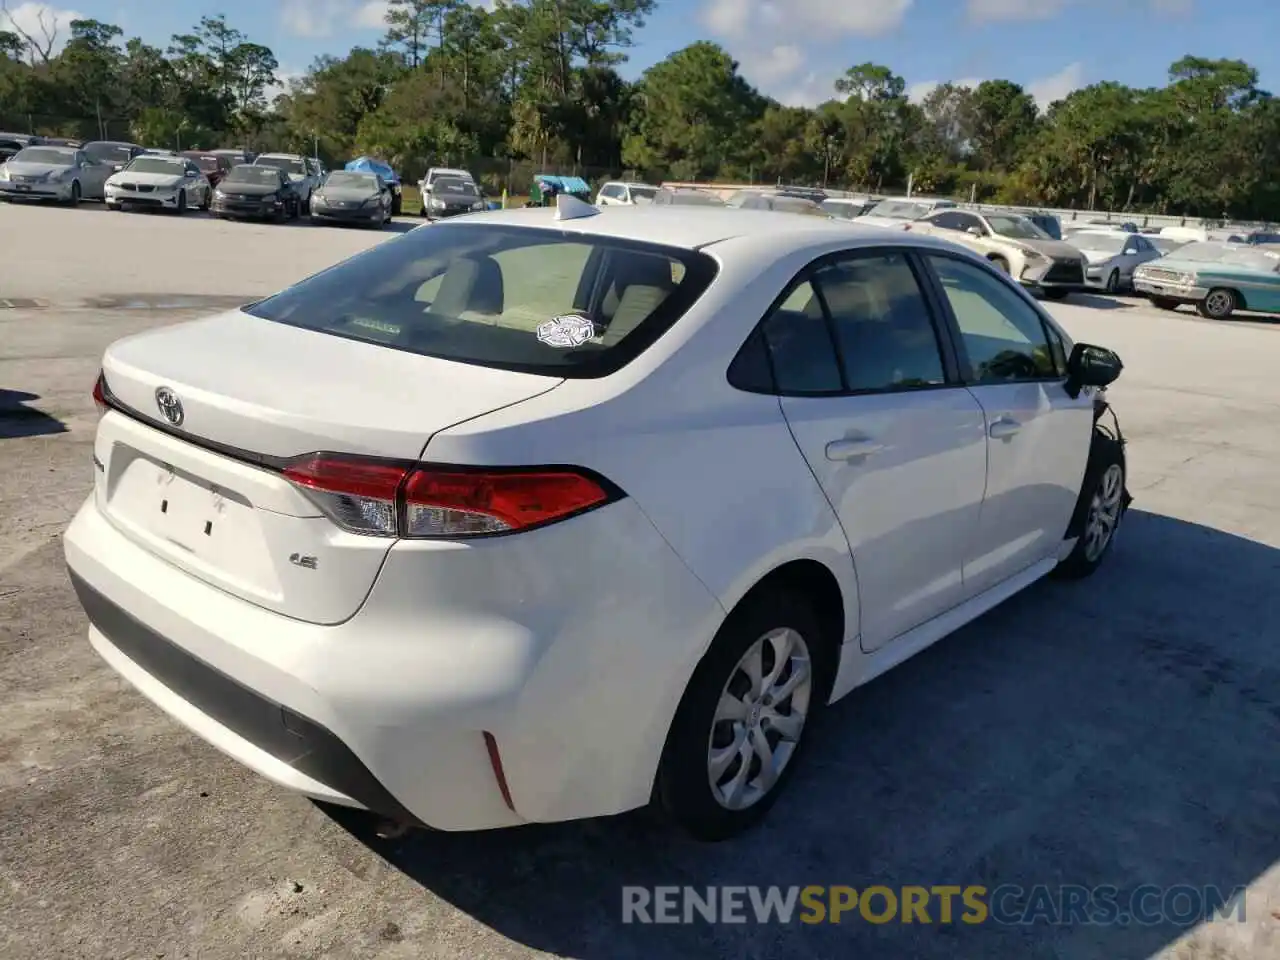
[1004,237,1084,259]
[1075,246,1126,263]
[854,215,914,230]
[218,181,279,196]
[109,170,185,188]
[317,186,379,202]
[5,161,72,177]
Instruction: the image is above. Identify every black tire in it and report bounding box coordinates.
[1151,296,1179,311]
[990,256,1010,274]
[654,587,835,841]
[1197,288,1236,320]
[175,190,187,215]
[302,191,311,215]
[199,187,211,211]
[391,193,402,216]
[1105,269,1119,293]
[1053,427,1128,580]
[67,180,81,206]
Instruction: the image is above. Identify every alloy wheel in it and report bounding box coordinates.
[707,627,812,811]
[1204,290,1233,318]
[1083,463,1124,562]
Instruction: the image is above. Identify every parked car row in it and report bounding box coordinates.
[0,142,400,229]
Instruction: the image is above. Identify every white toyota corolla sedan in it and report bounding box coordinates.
[65,198,1131,841]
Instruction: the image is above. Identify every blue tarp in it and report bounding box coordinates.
[345,156,400,187]
[534,174,590,194]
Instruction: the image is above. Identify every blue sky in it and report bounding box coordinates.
[4,0,1277,109]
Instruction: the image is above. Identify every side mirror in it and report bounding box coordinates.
[966,226,984,237]
[1065,342,1123,397]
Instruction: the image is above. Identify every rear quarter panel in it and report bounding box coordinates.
[422,236,866,655]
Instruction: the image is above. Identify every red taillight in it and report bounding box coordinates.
[92,371,108,415]
[282,455,407,537]
[281,455,615,539]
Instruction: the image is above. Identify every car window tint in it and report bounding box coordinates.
[927,255,1058,382]
[812,253,946,391]
[248,225,716,377]
[758,280,842,394]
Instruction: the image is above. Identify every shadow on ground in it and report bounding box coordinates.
[323,509,1280,960]
[1067,293,1135,311]
[0,390,67,439]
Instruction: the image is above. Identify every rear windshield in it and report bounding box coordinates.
[85,143,136,163]
[186,154,220,171]
[256,156,306,176]
[434,177,478,196]
[125,157,186,176]
[13,147,75,164]
[324,172,377,189]
[225,166,280,185]
[244,223,719,377]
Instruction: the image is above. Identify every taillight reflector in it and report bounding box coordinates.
[281,454,616,539]
[92,371,108,415]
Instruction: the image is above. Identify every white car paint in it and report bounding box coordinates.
[854,196,957,230]
[1070,231,1165,291]
[105,156,212,212]
[64,206,1122,837]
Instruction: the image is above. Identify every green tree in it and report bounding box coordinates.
[622,42,765,180]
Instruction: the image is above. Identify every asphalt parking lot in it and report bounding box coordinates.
[2,200,1279,960]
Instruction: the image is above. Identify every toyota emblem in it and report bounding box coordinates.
[154,386,184,426]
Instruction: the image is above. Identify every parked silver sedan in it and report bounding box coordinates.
[1071,230,1165,293]
[0,145,112,204]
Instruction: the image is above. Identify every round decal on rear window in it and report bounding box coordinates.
[536,314,596,348]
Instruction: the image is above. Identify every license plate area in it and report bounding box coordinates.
[104,449,281,596]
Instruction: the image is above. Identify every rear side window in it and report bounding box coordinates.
[245,224,718,378]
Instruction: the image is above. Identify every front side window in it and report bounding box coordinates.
[245,224,718,378]
[813,253,946,392]
[927,255,1058,383]
[735,252,948,396]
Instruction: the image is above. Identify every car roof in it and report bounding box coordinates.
[441,205,967,252]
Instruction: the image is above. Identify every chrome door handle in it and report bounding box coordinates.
[988,417,1021,440]
[825,438,884,461]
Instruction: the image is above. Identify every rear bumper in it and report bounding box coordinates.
[64,490,722,830]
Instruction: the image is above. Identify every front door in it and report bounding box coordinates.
[921,253,1096,596]
[763,250,989,652]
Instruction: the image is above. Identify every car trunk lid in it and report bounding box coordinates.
[96,309,561,623]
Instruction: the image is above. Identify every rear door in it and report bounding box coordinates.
[919,251,1094,595]
[764,249,989,652]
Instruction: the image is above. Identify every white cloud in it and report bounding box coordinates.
[751,44,804,84]
[353,0,389,28]
[701,0,912,40]
[0,2,85,55]
[969,0,1191,22]
[966,0,1068,21]
[1027,61,1085,109]
[279,0,347,37]
[906,77,983,103]
[263,66,306,103]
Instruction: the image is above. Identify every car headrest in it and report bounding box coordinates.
[432,255,504,317]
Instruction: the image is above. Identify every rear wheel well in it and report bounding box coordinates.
[735,559,844,656]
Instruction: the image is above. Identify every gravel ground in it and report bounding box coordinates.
[2,201,1279,960]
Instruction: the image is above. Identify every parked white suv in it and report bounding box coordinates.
[596,181,658,206]
[252,153,319,212]
[67,204,1130,841]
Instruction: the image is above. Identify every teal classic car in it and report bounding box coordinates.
[1132,241,1280,319]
